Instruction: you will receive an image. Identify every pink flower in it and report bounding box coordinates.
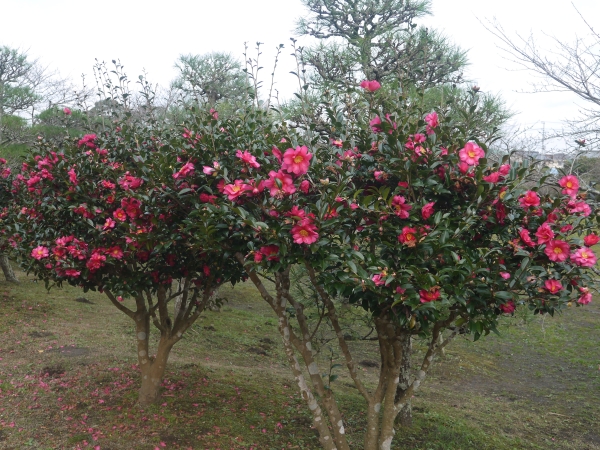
[500,272,511,280]
[499,301,515,314]
[567,200,591,217]
[559,175,579,197]
[299,180,310,194]
[370,116,382,133]
[282,146,312,175]
[458,142,485,166]
[371,274,386,286]
[425,111,439,132]
[577,288,592,305]
[63,107,72,115]
[291,219,319,245]
[519,191,541,208]
[544,240,570,262]
[271,147,282,163]
[498,164,511,176]
[421,202,435,220]
[118,173,143,190]
[583,234,599,247]
[113,208,127,222]
[65,269,80,277]
[223,180,250,201]
[209,108,218,120]
[544,279,563,294]
[121,198,141,219]
[360,80,381,92]
[101,180,116,189]
[78,134,97,149]
[374,171,384,180]
[257,245,279,262]
[331,139,343,148]
[535,223,554,245]
[103,218,116,230]
[419,288,441,303]
[199,193,217,204]
[31,246,49,260]
[107,246,124,259]
[285,206,306,221]
[236,150,261,169]
[396,286,406,294]
[86,253,106,271]
[68,168,78,186]
[519,228,535,247]
[203,166,216,175]
[392,196,412,219]
[264,170,296,197]
[457,162,471,175]
[570,247,597,267]
[483,172,501,183]
[173,162,195,179]
[398,226,417,247]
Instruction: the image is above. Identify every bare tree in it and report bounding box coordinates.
[485,7,600,152]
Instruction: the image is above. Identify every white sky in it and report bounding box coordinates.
[1,0,599,151]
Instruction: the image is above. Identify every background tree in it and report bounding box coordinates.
[171,52,249,116]
[486,9,600,188]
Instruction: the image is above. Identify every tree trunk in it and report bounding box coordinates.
[395,333,412,427]
[138,337,173,406]
[0,254,18,283]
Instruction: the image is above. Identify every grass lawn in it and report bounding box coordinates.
[0,269,598,449]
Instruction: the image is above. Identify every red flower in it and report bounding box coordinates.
[544,279,563,294]
[398,227,417,247]
[544,240,570,262]
[86,252,106,271]
[291,219,319,245]
[583,233,599,247]
[113,208,127,222]
[419,288,441,303]
[499,301,515,314]
[519,229,535,247]
[107,246,124,259]
[257,245,280,262]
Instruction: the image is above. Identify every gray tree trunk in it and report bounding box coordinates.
[0,254,18,283]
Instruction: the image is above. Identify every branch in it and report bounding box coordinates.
[104,290,135,319]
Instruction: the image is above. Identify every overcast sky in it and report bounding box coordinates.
[2,0,599,151]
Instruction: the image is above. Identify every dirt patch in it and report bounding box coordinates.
[248,347,268,356]
[359,359,380,368]
[40,364,66,377]
[28,331,53,338]
[75,297,94,305]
